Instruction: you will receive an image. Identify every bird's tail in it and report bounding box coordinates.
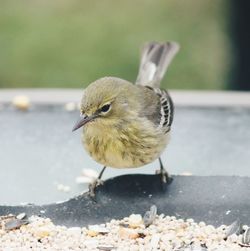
[135,41,179,88]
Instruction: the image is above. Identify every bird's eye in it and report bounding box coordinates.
[101,104,111,113]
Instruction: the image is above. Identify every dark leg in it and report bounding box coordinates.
[97,166,107,180]
[157,157,170,183]
[88,166,106,197]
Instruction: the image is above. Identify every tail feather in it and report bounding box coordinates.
[135,41,179,87]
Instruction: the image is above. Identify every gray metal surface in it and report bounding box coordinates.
[0,104,250,205]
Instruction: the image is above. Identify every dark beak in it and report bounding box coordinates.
[72,114,97,132]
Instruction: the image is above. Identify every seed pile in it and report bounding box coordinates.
[0,210,250,251]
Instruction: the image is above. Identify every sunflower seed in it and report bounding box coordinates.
[225,220,242,238]
[5,219,29,230]
[16,213,26,220]
[143,205,157,227]
[241,227,250,246]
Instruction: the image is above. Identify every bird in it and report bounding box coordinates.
[72,41,179,196]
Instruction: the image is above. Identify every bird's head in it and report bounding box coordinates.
[72,77,137,131]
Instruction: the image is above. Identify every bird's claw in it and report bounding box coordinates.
[88,178,104,198]
[155,169,171,183]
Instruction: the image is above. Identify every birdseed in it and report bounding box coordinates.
[0,213,250,250]
[12,95,30,110]
[56,183,71,193]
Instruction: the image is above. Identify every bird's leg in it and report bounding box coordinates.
[156,157,170,183]
[88,166,106,197]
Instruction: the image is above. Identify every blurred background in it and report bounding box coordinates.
[0,0,249,90]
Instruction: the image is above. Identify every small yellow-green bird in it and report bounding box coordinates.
[73,41,179,196]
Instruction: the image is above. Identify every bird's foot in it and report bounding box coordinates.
[155,169,171,184]
[88,178,104,198]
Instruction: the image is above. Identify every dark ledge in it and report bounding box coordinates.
[0,174,249,227]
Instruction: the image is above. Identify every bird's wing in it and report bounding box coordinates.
[135,41,179,88]
[139,86,174,133]
[152,88,174,131]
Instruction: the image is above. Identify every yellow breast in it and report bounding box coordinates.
[81,120,169,168]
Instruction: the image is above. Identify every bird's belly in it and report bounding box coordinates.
[82,132,169,168]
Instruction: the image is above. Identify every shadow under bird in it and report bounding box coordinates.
[72,41,180,196]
